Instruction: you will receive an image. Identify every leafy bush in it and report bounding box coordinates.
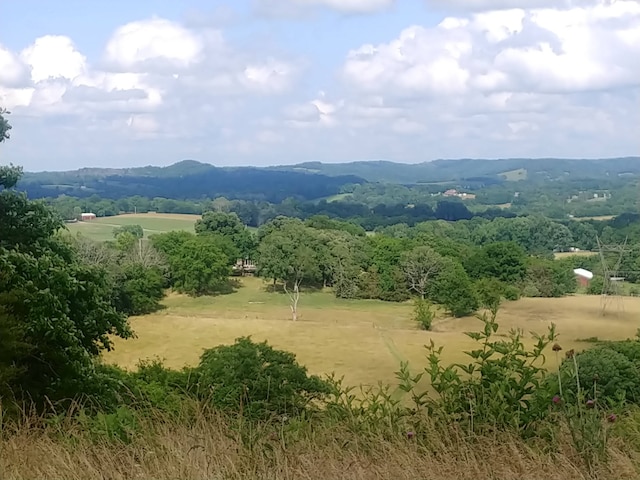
[190,337,332,419]
[549,350,612,469]
[76,406,140,444]
[546,345,640,406]
[525,258,577,298]
[83,362,190,415]
[503,284,521,301]
[113,264,166,316]
[413,298,434,330]
[474,277,504,311]
[586,276,605,295]
[113,224,144,239]
[429,259,478,317]
[521,283,541,298]
[397,309,556,434]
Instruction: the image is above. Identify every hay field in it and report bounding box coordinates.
[554,251,598,259]
[103,277,640,388]
[65,213,200,241]
[499,168,527,181]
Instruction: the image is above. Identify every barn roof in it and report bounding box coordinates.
[573,268,594,280]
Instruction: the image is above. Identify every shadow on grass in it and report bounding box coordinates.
[262,281,325,294]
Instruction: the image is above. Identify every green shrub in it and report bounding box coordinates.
[429,259,478,317]
[474,277,503,311]
[503,285,521,301]
[548,346,640,406]
[76,406,140,444]
[413,298,434,330]
[190,337,332,419]
[525,258,577,297]
[586,276,604,295]
[397,309,557,435]
[521,283,541,297]
[113,264,166,316]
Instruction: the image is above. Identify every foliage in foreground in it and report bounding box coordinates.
[1,164,131,407]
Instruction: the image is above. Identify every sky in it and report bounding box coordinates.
[0,0,639,171]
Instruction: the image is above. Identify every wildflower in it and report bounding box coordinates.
[586,399,595,409]
[552,395,561,405]
[593,374,600,383]
[565,349,575,359]
[607,414,617,423]
[407,431,415,440]
[552,343,563,352]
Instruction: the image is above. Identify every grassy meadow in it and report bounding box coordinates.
[554,250,598,259]
[103,276,640,389]
[65,213,200,241]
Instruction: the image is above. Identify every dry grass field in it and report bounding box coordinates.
[103,277,640,388]
[65,213,201,241]
[554,250,599,259]
[4,411,639,480]
[574,215,616,221]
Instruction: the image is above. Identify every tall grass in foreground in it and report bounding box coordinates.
[2,405,640,480]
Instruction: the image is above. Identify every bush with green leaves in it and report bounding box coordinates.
[1,161,131,407]
[413,298,434,330]
[428,258,478,317]
[586,276,605,295]
[524,257,577,298]
[113,264,166,316]
[190,337,332,419]
[544,347,618,470]
[113,224,144,239]
[397,308,557,435]
[546,342,640,406]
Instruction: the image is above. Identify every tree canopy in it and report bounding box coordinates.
[0,112,131,406]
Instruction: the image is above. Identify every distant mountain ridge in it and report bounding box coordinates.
[18,157,640,201]
[19,161,366,203]
[270,157,640,183]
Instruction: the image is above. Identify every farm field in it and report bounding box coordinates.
[103,276,640,389]
[65,213,201,241]
[554,250,598,259]
[573,215,616,221]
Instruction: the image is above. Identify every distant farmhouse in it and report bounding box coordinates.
[573,268,594,287]
[232,259,256,276]
[80,212,96,221]
[443,189,476,200]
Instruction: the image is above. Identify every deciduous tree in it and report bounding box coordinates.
[401,246,445,299]
[195,211,256,259]
[257,224,321,320]
[0,111,131,405]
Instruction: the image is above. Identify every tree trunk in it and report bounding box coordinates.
[284,281,300,321]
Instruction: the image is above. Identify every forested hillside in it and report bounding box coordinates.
[18,160,365,202]
[272,157,640,183]
[18,157,640,204]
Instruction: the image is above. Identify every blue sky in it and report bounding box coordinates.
[1,0,639,171]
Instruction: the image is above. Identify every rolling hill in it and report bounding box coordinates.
[17,157,640,202]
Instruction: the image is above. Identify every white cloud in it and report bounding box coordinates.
[240,59,297,93]
[343,3,640,96]
[104,18,204,72]
[254,0,395,17]
[274,1,640,162]
[20,36,88,84]
[0,45,31,88]
[1,16,298,130]
[424,0,607,13]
